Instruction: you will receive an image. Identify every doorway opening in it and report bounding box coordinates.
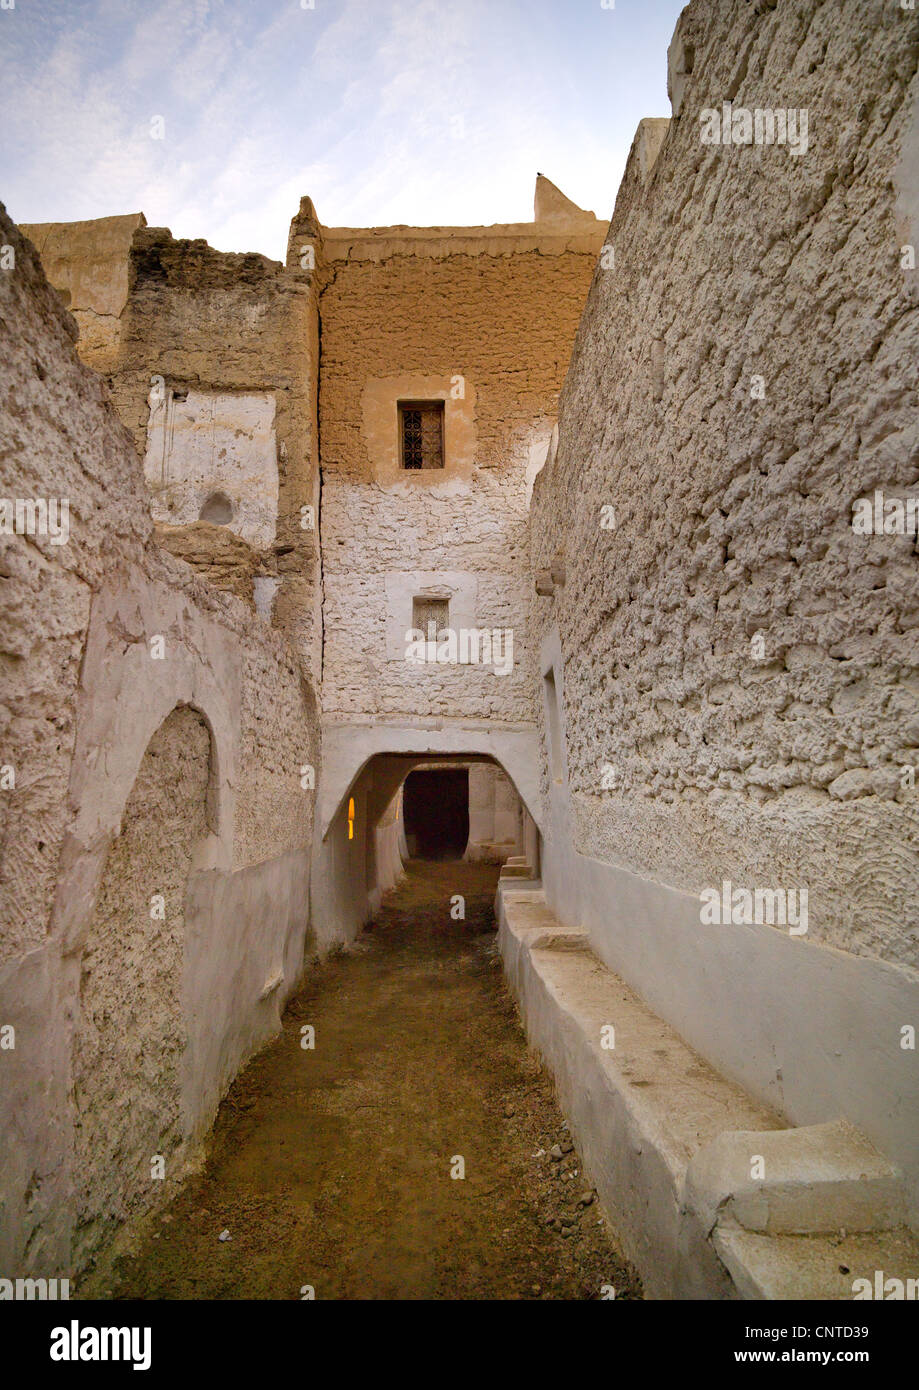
[402,767,469,860]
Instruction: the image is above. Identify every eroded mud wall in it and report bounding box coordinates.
[20,213,322,672]
[315,215,605,722]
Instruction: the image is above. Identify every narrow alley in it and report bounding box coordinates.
[91,862,642,1301]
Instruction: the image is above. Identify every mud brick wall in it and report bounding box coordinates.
[318,233,602,721]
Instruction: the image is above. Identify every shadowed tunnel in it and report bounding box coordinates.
[402,768,469,860]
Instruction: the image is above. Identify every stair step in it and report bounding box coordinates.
[686,1119,906,1236]
[714,1222,919,1300]
[497,893,588,950]
[498,889,915,1298]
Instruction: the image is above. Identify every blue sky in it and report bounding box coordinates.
[1,0,686,259]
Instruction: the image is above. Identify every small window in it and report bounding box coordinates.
[399,401,444,470]
[413,596,449,639]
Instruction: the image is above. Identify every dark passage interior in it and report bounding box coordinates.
[402,768,469,860]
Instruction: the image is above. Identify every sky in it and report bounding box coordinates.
[0,0,686,260]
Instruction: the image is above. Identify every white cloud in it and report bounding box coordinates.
[3,0,682,250]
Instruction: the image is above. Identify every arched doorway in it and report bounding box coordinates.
[71,705,212,1269]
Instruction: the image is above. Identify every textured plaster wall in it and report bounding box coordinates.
[318,227,603,722]
[0,214,151,969]
[20,218,323,677]
[19,214,146,371]
[0,206,318,1276]
[532,0,919,970]
[72,706,210,1270]
[143,388,279,549]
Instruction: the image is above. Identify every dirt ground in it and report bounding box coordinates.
[94,861,642,1301]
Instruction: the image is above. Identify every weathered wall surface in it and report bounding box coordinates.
[529,0,919,1220]
[0,206,319,1278]
[19,214,146,371]
[120,226,322,672]
[533,0,919,969]
[143,388,279,548]
[316,210,605,723]
[72,706,210,1270]
[20,217,323,675]
[153,521,262,603]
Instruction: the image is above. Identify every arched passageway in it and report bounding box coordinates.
[310,744,541,951]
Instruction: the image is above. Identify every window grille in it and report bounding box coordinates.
[413,596,449,638]
[399,401,445,469]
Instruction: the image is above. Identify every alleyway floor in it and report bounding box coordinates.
[93,861,642,1300]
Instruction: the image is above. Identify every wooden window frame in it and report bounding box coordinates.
[412,595,450,638]
[398,400,445,470]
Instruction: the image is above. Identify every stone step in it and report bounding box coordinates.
[498,887,782,1297]
[497,888,916,1299]
[685,1119,907,1237]
[713,1222,919,1301]
[497,891,588,950]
